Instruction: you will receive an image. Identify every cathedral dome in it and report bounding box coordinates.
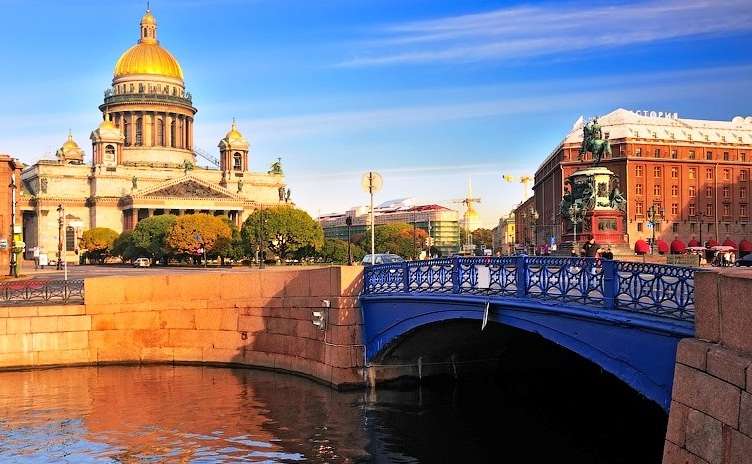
[113,9,184,81]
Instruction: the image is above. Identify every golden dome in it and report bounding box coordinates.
[225,120,244,140]
[114,43,183,80]
[62,131,80,149]
[113,9,184,80]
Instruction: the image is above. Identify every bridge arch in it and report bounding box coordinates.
[361,294,692,410]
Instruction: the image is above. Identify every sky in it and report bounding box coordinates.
[1,0,751,226]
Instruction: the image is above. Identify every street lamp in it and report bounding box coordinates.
[258,204,266,269]
[57,204,65,271]
[345,215,353,265]
[647,204,664,255]
[8,174,17,277]
[568,202,585,252]
[698,211,704,247]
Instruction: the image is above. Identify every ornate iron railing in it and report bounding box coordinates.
[363,257,695,322]
[0,279,84,305]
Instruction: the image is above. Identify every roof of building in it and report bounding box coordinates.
[113,9,184,80]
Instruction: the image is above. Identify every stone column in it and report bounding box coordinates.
[187,118,193,151]
[165,113,173,148]
[143,112,153,147]
[129,112,137,147]
[148,209,154,217]
[131,208,138,230]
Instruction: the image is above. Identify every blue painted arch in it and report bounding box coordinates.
[360,294,693,411]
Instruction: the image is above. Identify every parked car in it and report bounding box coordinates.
[133,257,151,268]
[361,254,405,266]
[735,254,752,267]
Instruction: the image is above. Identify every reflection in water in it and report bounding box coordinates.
[0,365,665,463]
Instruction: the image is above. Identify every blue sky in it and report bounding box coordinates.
[2,0,751,226]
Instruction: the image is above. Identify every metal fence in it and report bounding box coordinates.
[363,256,695,322]
[0,279,85,305]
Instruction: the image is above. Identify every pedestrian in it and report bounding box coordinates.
[582,238,597,258]
[32,246,40,270]
[603,246,614,260]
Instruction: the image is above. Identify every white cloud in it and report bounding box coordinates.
[341,0,752,66]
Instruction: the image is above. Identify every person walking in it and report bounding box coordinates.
[32,246,40,271]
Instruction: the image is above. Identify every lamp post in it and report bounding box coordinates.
[56,204,65,271]
[8,174,16,277]
[698,212,704,247]
[647,204,664,255]
[345,215,353,265]
[258,204,265,269]
[568,203,584,253]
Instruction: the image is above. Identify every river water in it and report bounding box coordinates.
[0,365,666,463]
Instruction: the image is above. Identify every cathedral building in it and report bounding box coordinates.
[20,9,288,262]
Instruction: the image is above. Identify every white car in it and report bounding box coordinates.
[133,257,151,268]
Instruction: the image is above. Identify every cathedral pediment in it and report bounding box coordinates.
[135,176,240,200]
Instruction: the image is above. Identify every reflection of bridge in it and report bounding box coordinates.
[360,257,696,410]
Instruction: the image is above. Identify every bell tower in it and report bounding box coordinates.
[218,119,249,173]
[90,116,125,167]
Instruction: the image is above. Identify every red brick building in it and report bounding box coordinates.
[513,195,536,247]
[534,109,752,249]
[0,154,22,272]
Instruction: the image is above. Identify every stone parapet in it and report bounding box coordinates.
[663,270,752,464]
[0,267,365,389]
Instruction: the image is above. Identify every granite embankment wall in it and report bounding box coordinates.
[663,270,752,464]
[0,267,365,388]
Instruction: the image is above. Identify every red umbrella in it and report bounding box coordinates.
[739,239,752,253]
[656,239,669,254]
[670,239,686,254]
[722,239,737,249]
[688,238,700,247]
[634,239,650,255]
[707,239,720,247]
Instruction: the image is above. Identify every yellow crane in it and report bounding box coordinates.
[502,174,532,199]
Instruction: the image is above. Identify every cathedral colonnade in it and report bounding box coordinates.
[110,111,193,150]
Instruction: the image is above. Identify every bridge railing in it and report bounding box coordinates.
[363,256,695,322]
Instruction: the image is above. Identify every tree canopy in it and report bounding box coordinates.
[241,206,324,260]
[130,214,177,262]
[358,223,427,258]
[319,238,365,264]
[471,228,494,249]
[80,227,118,262]
[166,214,232,256]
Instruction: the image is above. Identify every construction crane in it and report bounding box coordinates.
[193,147,220,168]
[451,178,481,248]
[502,174,533,199]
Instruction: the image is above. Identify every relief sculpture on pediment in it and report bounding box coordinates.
[148,180,229,198]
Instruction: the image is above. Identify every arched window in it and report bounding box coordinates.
[135,117,143,146]
[138,83,144,93]
[233,153,242,171]
[156,119,164,146]
[170,120,176,148]
[105,145,115,155]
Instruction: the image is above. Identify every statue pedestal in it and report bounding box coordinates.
[563,210,626,244]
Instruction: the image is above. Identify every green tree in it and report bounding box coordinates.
[361,223,428,258]
[166,214,232,258]
[215,217,246,264]
[241,206,324,261]
[112,231,139,262]
[80,227,118,263]
[471,228,494,249]
[130,214,177,264]
[319,239,365,264]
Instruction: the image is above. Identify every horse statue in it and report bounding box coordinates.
[578,117,611,165]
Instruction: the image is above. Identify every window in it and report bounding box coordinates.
[637,223,643,232]
[705,186,713,197]
[690,223,696,233]
[706,168,713,180]
[233,153,242,171]
[138,83,144,93]
[671,185,678,196]
[671,167,678,178]
[671,150,677,159]
[742,204,748,217]
[635,148,642,157]
[654,148,661,158]
[170,120,176,148]
[723,186,730,198]
[636,183,643,194]
[706,151,713,160]
[672,223,678,233]
[689,168,696,179]
[636,202,644,215]
[742,170,749,181]
[742,153,747,162]
[654,184,661,196]
[129,83,134,93]
[723,204,730,216]
[636,166,643,176]
[689,150,696,160]
[707,223,712,233]
[654,166,662,177]
[742,187,747,198]
[671,203,678,215]
[689,204,696,216]
[723,152,729,161]
[156,119,164,146]
[105,145,115,155]
[706,204,713,216]
[124,120,130,147]
[135,117,143,146]
[723,169,731,180]
[689,186,696,197]
[65,227,75,250]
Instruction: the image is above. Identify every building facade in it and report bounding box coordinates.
[534,109,752,249]
[19,9,288,262]
[513,196,536,248]
[491,212,516,254]
[0,155,23,271]
[319,199,460,257]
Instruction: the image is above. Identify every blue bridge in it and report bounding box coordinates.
[360,257,696,411]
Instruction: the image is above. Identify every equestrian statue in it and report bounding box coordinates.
[578,117,611,165]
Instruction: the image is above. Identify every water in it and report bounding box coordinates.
[0,365,666,463]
